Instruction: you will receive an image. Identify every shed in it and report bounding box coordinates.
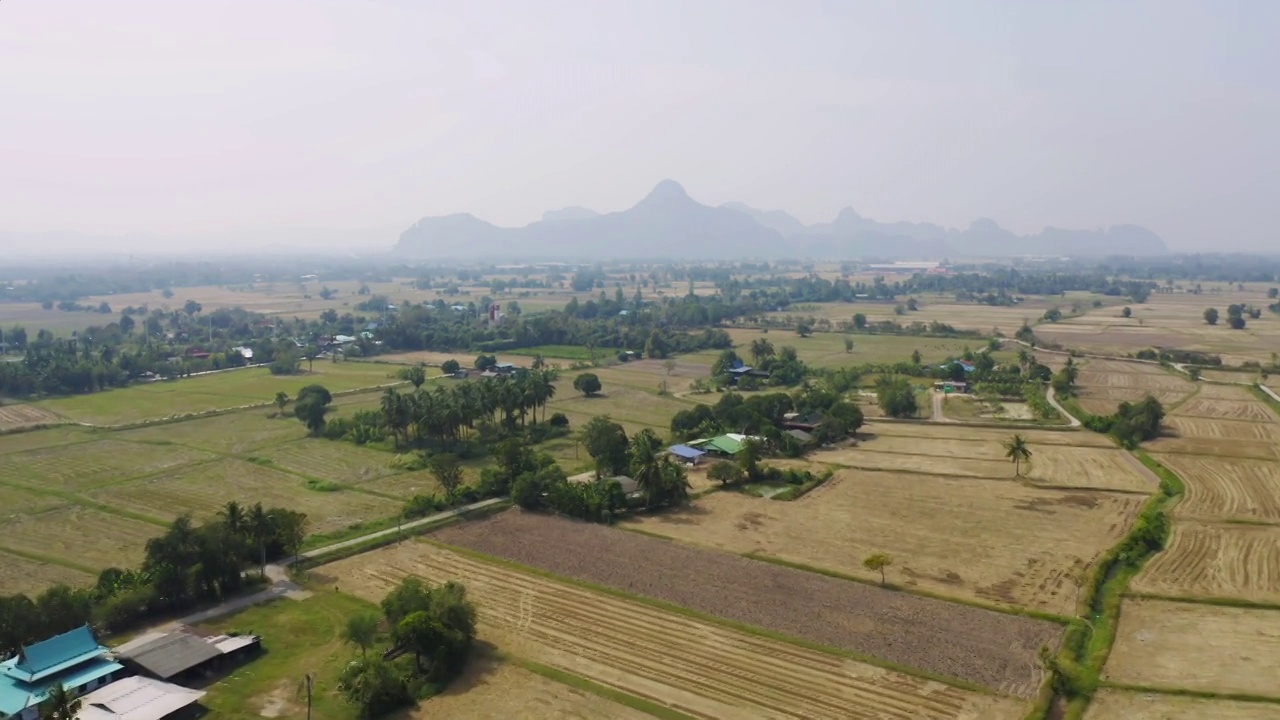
[667,444,706,464]
[785,429,815,444]
[75,676,205,720]
[113,633,221,682]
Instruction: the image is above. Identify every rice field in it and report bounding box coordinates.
[0,439,218,492]
[0,506,164,573]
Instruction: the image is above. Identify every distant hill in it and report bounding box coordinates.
[395,181,1167,259]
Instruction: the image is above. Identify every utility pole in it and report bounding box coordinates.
[305,673,313,720]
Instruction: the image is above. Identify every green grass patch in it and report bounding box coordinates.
[1248,384,1280,419]
[421,537,997,696]
[506,344,597,361]
[514,658,699,720]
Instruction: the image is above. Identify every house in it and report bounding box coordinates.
[0,625,124,720]
[230,346,254,361]
[938,360,976,374]
[688,433,759,457]
[75,676,205,720]
[666,444,706,465]
[725,360,770,385]
[112,631,260,685]
[492,362,517,375]
[781,412,823,432]
[785,428,815,445]
[934,380,968,393]
[567,472,642,498]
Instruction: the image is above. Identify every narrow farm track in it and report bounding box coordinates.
[325,543,1025,720]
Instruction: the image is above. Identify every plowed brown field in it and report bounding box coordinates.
[1156,454,1280,523]
[1105,599,1280,698]
[323,542,1026,720]
[1130,521,1280,603]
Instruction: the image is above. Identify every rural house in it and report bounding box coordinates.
[0,625,123,720]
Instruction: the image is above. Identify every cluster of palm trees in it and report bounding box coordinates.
[627,429,691,508]
[378,369,559,449]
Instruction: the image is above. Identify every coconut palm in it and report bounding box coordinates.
[1004,434,1032,476]
[220,501,244,535]
[247,502,273,577]
[39,682,81,720]
[628,430,665,507]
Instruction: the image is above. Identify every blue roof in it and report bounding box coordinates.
[3,625,104,683]
[0,655,121,715]
[667,444,706,459]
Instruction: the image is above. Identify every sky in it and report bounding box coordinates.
[2,0,1278,253]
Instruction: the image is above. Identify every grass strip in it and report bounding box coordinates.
[1037,452,1185,720]
[1101,682,1280,705]
[514,658,699,720]
[1125,592,1280,612]
[1248,384,1280,420]
[298,500,509,568]
[419,537,1000,696]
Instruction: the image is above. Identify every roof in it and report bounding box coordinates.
[4,625,104,683]
[494,362,516,369]
[691,435,745,455]
[786,429,815,442]
[114,633,221,679]
[77,676,205,720]
[0,657,123,715]
[667,444,706,460]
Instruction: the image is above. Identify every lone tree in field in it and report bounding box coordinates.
[273,391,289,413]
[430,453,464,502]
[1121,306,1132,318]
[1004,434,1033,476]
[342,612,379,658]
[573,372,602,397]
[1203,307,1219,325]
[399,363,427,389]
[844,337,854,354]
[663,358,678,376]
[863,553,893,586]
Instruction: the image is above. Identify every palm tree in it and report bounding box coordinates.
[39,682,81,720]
[1004,434,1032,476]
[220,501,244,535]
[628,430,664,507]
[247,503,273,577]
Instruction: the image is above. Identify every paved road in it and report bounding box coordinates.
[151,497,505,631]
[1045,386,1082,427]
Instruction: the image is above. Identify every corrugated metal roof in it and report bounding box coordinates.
[116,633,220,680]
[77,676,205,720]
[4,625,104,683]
[667,444,706,459]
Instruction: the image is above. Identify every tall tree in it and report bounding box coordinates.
[430,454,464,502]
[247,502,273,577]
[39,682,80,720]
[1004,434,1032,476]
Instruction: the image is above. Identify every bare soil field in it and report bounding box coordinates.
[1105,599,1280,698]
[1084,689,1280,720]
[410,649,655,720]
[1130,520,1280,603]
[1155,454,1280,523]
[0,550,95,596]
[631,468,1142,616]
[0,404,62,431]
[431,510,1057,696]
[322,542,1027,719]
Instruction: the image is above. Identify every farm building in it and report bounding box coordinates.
[781,412,823,432]
[76,676,205,720]
[785,428,816,445]
[0,625,123,720]
[667,444,706,465]
[688,434,761,457]
[726,360,770,385]
[934,380,968,393]
[112,631,260,684]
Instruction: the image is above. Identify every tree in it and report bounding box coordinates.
[910,349,922,365]
[400,364,427,389]
[1004,434,1032,476]
[1121,306,1132,318]
[749,338,775,365]
[303,344,320,372]
[852,313,867,330]
[844,337,854,354]
[441,359,460,374]
[710,349,740,377]
[39,682,80,720]
[1269,287,1279,300]
[573,372,602,397]
[663,358,678,376]
[796,322,813,337]
[736,438,763,482]
[274,509,309,566]
[1203,308,1219,325]
[295,390,332,436]
[273,391,289,413]
[220,501,244,535]
[581,416,629,478]
[1229,315,1247,330]
[875,376,918,418]
[338,656,410,719]
[430,453,464,502]
[707,460,745,486]
[247,502,273,577]
[906,297,919,311]
[343,612,380,658]
[863,553,893,586]
[1043,307,1063,322]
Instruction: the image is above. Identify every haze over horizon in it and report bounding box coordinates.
[2,1,1278,254]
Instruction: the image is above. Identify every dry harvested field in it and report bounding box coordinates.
[323,542,1027,719]
[1162,415,1280,443]
[0,439,217,492]
[0,484,69,516]
[632,467,1142,615]
[0,426,93,455]
[431,510,1057,696]
[1074,360,1195,416]
[254,438,402,485]
[115,410,306,454]
[0,506,161,571]
[825,431,1155,494]
[0,550,94,595]
[761,296,1067,335]
[90,457,400,534]
[1155,454,1280,523]
[867,420,1115,447]
[1130,520,1280,603]
[1170,383,1278,422]
[1105,599,1280,698]
[0,404,62,431]
[1147,434,1278,461]
[1084,689,1280,720]
[411,651,656,720]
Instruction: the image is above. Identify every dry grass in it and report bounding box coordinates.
[0,426,96,455]
[1155,454,1280,523]
[1104,599,1280,698]
[0,439,217,492]
[1084,689,1280,719]
[0,550,95,595]
[0,506,162,571]
[115,410,306,453]
[1131,520,1280,603]
[629,467,1142,615]
[0,404,63,431]
[1074,359,1196,416]
[255,438,401,485]
[320,542,1028,719]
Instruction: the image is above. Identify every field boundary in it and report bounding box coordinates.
[0,542,100,575]
[419,536,1002,696]
[511,657,700,720]
[1124,591,1280,612]
[1101,682,1280,706]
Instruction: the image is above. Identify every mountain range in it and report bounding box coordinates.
[394,180,1167,259]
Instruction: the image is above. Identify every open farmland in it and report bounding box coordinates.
[1073,359,1195,416]
[431,510,1058,696]
[89,457,400,534]
[115,409,307,453]
[1170,384,1278,422]
[1084,690,1280,720]
[758,296,1068,335]
[255,438,402,485]
[629,459,1143,615]
[1105,599,1280,698]
[0,403,62,431]
[321,541,1028,719]
[1162,415,1280,442]
[0,550,95,596]
[720,327,1002,369]
[1130,520,1280,603]
[0,506,162,573]
[0,438,217,491]
[1156,454,1280,523]
[35,362,400,425]
[0,425,94,454]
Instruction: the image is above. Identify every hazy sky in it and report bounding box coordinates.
[2,0,1277,252]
